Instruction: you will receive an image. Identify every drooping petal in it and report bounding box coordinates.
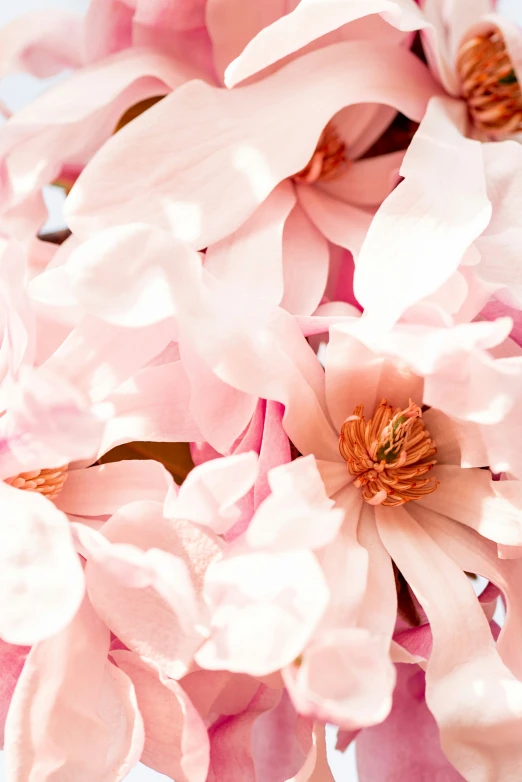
[112,651,210,782]
[67,42,439,246]
[4,597,144,782]
[376,504,522,780]
[356,664,465,782]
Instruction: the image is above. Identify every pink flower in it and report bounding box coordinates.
[66,10,440,269]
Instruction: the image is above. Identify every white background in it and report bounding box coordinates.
[0,0,520,779]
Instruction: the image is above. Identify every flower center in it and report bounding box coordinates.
[5,465,69,500]
[339,399,438,507]
[294,122,348,184]
[457,30,522,136]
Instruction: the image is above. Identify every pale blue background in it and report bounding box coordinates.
[0,0,519,779]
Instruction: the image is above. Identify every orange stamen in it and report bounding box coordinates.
[5,465,69,500]
[294,122,348,183]
[339,399,438,507]
[457,30,522,136]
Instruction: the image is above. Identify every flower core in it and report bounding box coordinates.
[294,122,347,183]
[5,465,69,500]
[339,400,438,507]
[457,30,522,136]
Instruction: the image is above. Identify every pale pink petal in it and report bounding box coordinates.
[356,664,465,782]
[410,502,522,681]
[67,42,439,245]
[0,10,83,78]
[86,502,222,678]
[246,455,343,551]
[421,408,462,465]
[316,486,368,629]
[4,597,144,782]
[355,97,492,328]
[180,337,257,453]
[207,685,281,782]
[1,49,202,218]
[0,481,84,645]
[169,452,259,534]
[204,181,296,310]
[196,548,329,675]
[223,0,427,87]
[356,507,397,638]
[0,641,29,748]
[83,0,133,61]
[252,691,313,782]
[0,365,107,478]
[100,362,203,455]
[112,651,210,782]
[56,460,174,517]
[280,201,330,316]
[61,224,201,327]
[376,504,522,780]
[474,140,522,307]
[325,324,423,433]
[43,315,174,403]
[420,465,522,546]
[296,185,373,257]
[283,627,396,729]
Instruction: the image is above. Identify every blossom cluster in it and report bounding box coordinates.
[1,0,522,779]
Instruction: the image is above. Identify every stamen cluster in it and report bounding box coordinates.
[339,399,438,506]
[457,30,522,136]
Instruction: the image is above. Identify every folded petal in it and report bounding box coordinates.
[67,42,439,245]
[4,596,144,782]
[224,0,427,87]
[355,97,492,329]
[196,549,329,675]
[297,185,373,257]
[0,10,83,78]
[283,627,396,729]
[246,455,343,551]
[207,685,281,782]
[1,48,201,217]
[86,501,222,678]
[112,651,210,782]
[168,452,259,534]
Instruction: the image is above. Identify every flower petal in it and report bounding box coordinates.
[223,0,427,87]
[354,96,492,329]
[376,504,522,780]
[112,651,210,782]
[4,596,144,782]
[67,42,438,245]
